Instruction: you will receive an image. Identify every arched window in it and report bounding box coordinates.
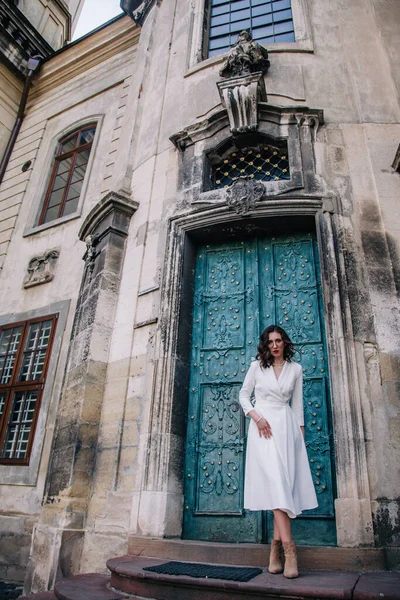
[38,124,96,225]
[210,141,290,189]
[207,0,295,58]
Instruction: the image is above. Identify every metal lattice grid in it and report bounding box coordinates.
[1,390,38,459]
[208,0,295,58]
[213,144,290,188]
[19,320,52,382]
[0,327,22,384]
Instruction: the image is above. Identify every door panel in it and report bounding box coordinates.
[183,233,336,545]
[183,242,261,542]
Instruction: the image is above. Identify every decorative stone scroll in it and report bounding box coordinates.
[23,248,59,289]
[226,178,265,214]
[217,72,266,135]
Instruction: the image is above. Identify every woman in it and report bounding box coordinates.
[239,325,318,578]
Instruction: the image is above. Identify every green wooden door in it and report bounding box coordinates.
[183,233,336,545]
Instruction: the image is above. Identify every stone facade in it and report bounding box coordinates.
[0,0,399,592]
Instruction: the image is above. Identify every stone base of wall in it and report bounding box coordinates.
[0,515,37,582]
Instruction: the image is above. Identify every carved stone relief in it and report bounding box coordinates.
[225,178,265,214]
[23,249,59,289]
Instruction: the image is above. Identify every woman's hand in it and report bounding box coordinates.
[256,417,272,439]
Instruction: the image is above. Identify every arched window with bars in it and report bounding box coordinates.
[209,140,290,189]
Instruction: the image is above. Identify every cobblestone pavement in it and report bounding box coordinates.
[0,582,23,600]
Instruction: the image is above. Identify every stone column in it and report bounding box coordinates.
[24,191,138,594]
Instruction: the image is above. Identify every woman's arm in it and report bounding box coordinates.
[291,366,305,428]
[239,362,272,439]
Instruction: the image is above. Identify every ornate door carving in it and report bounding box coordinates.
[183,234,336,545]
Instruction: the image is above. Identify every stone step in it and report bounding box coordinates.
[19,592,57,599]
[128,536,387,571]
[55,574,126,600]
[108,554,393,600]
[18,558,400,600]
[19,575,126,600]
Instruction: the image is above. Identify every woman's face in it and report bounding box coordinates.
[267,331,284,362]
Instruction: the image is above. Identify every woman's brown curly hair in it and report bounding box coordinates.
[257,325,295,368]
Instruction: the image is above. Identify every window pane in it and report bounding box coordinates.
[42,205,60,224]
[71,165,86,183]
[272,0,291,10]
[252,4,272,15]
[253,13,273,26]
[19,320,53,382]
[56,157,73,176]
[63,197,79,216]
[60,133,78,155]
[52,174,69,193]
[47,188,64,210]
[231,8,251,22]
[79,128,96,145]
[0,391,6,421]
[75,149,90,168]
[0,327,22,384]
[274,31,295,42]
[1,390,38,459]
[66,181,83,201]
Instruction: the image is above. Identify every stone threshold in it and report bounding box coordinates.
[128,536,387,572]
[19,558,400,600]
[108,555,400,600]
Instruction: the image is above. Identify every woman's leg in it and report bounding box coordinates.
[273,509,292,542]
[273,512,282,541]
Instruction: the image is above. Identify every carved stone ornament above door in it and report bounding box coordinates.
[217,30,270,135]
[226,178,266,214]
[170,104,324,204]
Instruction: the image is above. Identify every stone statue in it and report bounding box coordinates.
[219,30,270,79]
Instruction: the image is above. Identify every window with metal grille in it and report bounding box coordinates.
[208,0,295,58]
[0,316,57,464]
[212,143,290,188]
[38,124,96,225]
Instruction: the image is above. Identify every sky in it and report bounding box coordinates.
[72,0,123,40]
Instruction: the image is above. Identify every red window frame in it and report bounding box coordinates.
[0,315,58,465]
[38,124,96,226]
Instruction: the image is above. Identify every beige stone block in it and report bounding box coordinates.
[335,498,374,547]
[380,352,400,382]
[80,531,128,574]
[106,357,130,383]
[129,354,147,378]
[138,491,183,538]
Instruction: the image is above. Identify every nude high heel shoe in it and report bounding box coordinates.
[268,539,283,574]
[283,541,298,578]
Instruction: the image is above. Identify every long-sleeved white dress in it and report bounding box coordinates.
[239,359,318,518]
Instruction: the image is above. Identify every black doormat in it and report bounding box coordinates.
[143,561,263,582]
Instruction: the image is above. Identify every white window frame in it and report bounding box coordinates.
[186,0,313,74]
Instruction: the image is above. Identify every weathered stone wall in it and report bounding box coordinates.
[0,16,139,586]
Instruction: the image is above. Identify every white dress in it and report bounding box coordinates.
[239,360,318,518]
